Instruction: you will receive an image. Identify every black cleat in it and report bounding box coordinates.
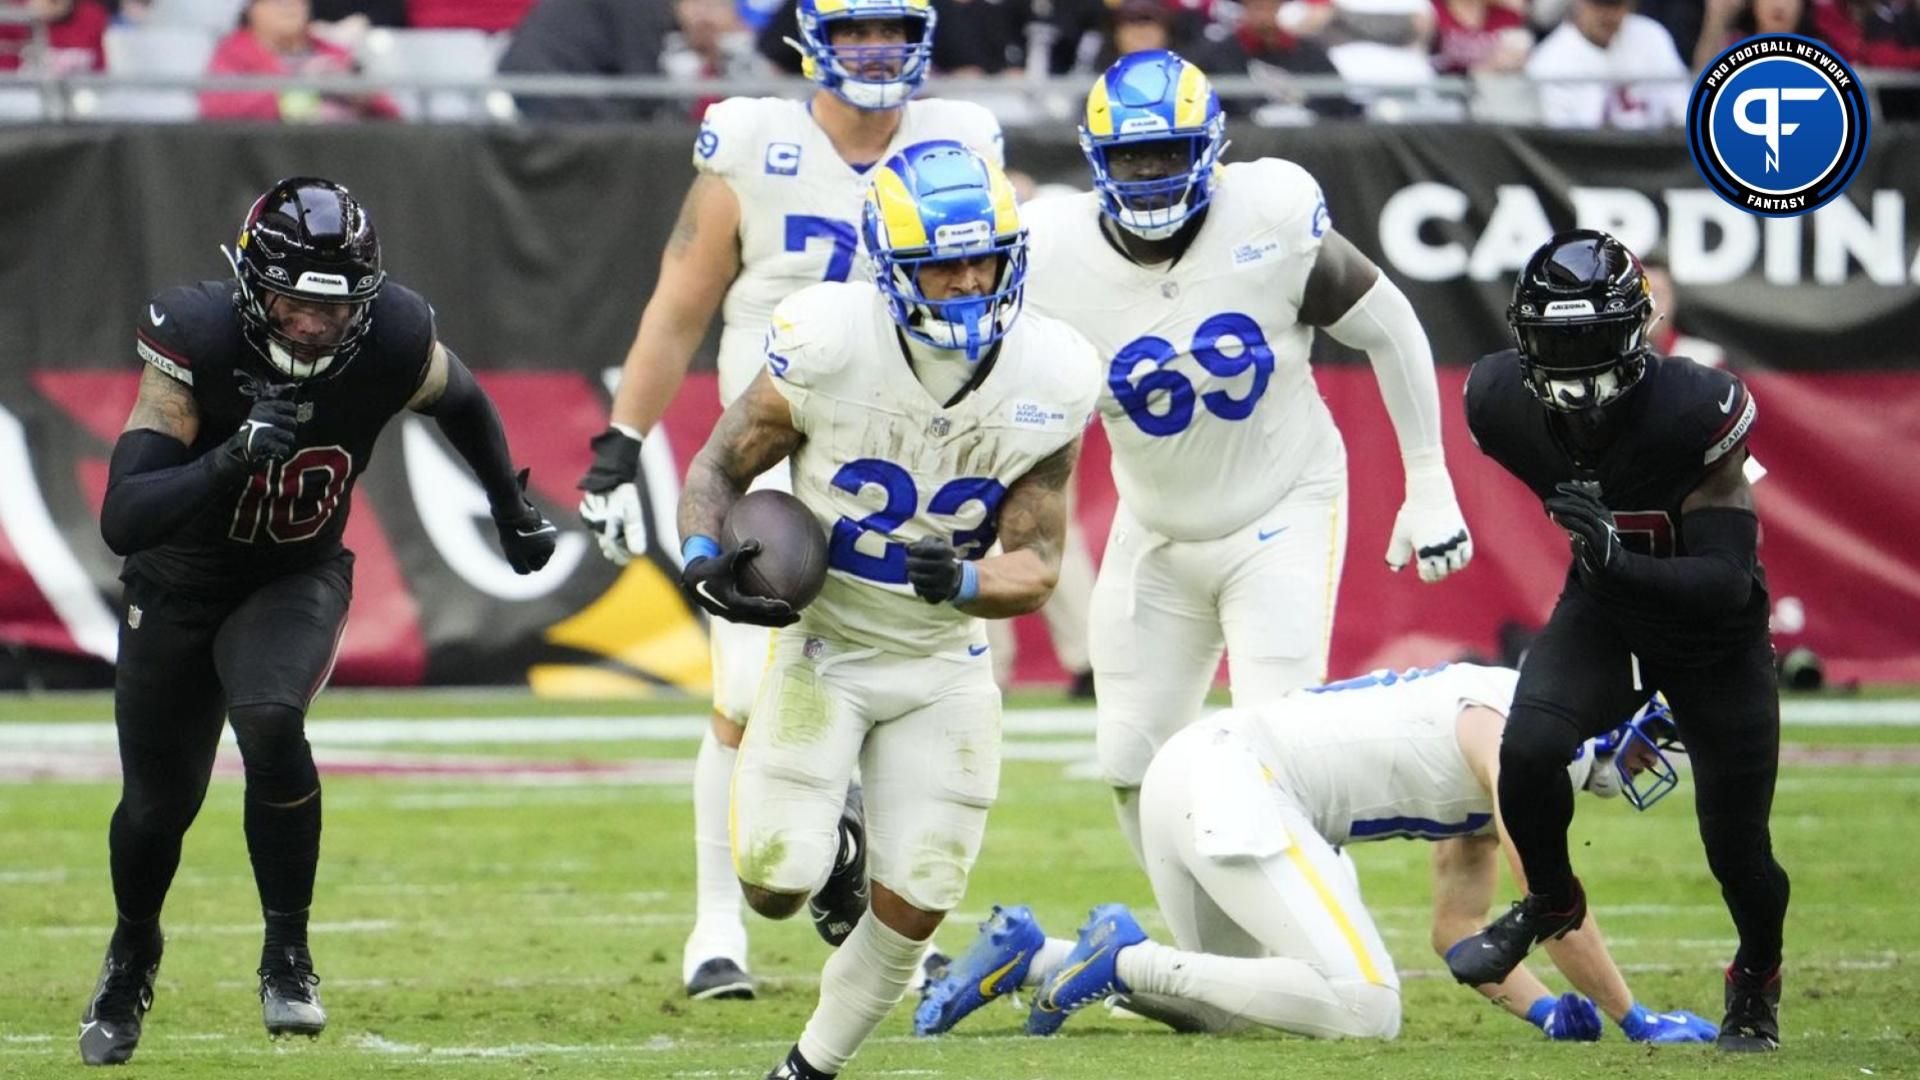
[78,943,161,1066]
[259,946,326,1038]
[1067,670,1095,701]
[1718,965,1781,1052]
[808,784,868,948]
[766,1044,835,1080]
[686,957,755,1001]
[1445,887,1587,986]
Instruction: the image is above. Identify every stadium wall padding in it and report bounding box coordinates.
[1,122,1916,690]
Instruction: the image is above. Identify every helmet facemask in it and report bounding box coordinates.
[1512,311,1652,413]
[886,245,1027,360]
[1588,700,1684,810]
[1082,122,1226,241]
[793,5,935,111]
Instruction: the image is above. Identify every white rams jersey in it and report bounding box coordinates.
[1023,159,1345,541]
[1239,663,1520,846]
[764,282,1102,655]
[695,96,1005,404]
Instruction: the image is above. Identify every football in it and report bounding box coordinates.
[722,489,829,610]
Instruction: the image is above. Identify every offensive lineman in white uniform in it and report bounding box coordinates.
[919,665,1720,1045]
[573,0,1002,999]
[1020,51,1475,865]
[675,142,1103,1080]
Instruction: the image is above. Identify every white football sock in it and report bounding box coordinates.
[684,728,746,982]
[1022,936,1078,990]
[1115,940,1399,1039]
[1113,788,1147,868]
[797,913,927,1073]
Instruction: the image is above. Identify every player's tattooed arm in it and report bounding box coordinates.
[958,436,1080,619]
[607,174,743,435]
[123,363,202,446]
[677,371,802,542]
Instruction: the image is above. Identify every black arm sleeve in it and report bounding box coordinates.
[422,349,521,515]
[1605,507,1759,613]
[101,430,248,556]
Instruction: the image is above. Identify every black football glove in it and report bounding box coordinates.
[905,537,965,604]
[493,468,558,575]
[1544,480,1620,581]
[577,427,647,566]
[222,397,299,468]
[679,539,800,627]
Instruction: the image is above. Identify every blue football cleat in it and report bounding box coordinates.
[914,905,1045,1036]
[1026,904,1146,1036]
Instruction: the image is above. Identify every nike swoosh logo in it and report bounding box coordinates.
[977,951,1029,998]
[968,644,989,656]
[149,305,165,326]
[1719,386,1738,413]
[1040,945,1109,1009]
[79,1021,100,1036]
[516,523,557,538]
[1257,526,1289,542]
[694,581,727,610]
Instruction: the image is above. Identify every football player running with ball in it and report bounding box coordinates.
[679,143,1105,1076]
[574,0,1002,1001]
[78,179,555,1066]
[675,142,1103,1080]
[921,664,1717,1045]
[1020,51,1474,868]
[1447,230,1788,1052]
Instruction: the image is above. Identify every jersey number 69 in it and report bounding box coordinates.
[1109,312,1274,438]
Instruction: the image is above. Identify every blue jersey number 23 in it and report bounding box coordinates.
[1109,312,1275,437]
[827,459,1005,584]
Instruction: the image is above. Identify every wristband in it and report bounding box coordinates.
[682,535,722,565]
[952,561,980,605]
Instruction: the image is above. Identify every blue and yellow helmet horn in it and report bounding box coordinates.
[1078,49,1227,240]
[861,140,1027,361]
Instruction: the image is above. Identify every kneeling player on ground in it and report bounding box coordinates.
[79,178,556,1066]
[919,664,1717,1044]
[674,141,1103,1079]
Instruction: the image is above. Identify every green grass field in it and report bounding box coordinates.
[3,691,1918,1078]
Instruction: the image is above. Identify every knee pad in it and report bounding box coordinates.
[1096,712,1164,790]
[1338,982,1402,1040]
[228,704,318,803]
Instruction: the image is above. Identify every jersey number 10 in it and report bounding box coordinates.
[1110,312,1275,438]
[229,445,352,544]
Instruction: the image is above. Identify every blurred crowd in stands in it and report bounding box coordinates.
[3,0,1917,123]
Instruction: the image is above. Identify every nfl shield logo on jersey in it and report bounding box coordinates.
[928,416,951,438]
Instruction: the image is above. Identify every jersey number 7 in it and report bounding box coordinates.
[785,215,857,284]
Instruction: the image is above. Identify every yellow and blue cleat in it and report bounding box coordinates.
[1026,903,1146,1036]
[913,905,1045,1036]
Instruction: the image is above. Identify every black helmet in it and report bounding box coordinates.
[227,177,385,380]
[1507,229,1653,413]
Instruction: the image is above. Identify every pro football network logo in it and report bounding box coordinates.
[1687,34,1869,217]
